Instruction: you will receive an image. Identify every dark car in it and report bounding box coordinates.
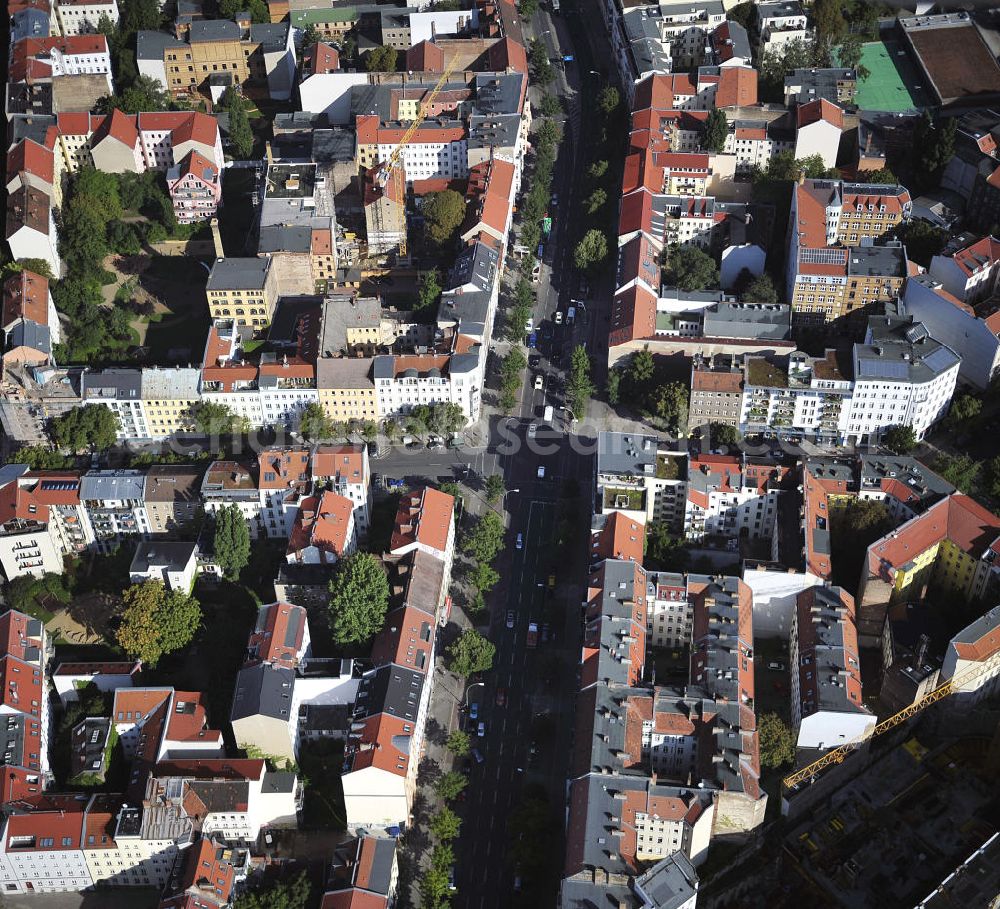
[529,355,541,368]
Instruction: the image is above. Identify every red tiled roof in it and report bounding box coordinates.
[173,149,218,186]
[2,269,49,328]
[715,66,757,108]
[347,713,411,776]
[304,41,340,74]
[93,107,139,148]
[591,512,645,563]
[473,157,515,235]
[320,891,388,909]
[406,39,445,73]
[691,368,742,393]
[610,284,657,346]
[258,448,311,490]
[486,35,528,75]
[4,799,86,851]
[389,487,454,555]
[370,605,433,674]
[288,491,354,561]
[952,235,1000,277]
[6,140,54,186]
[312,444,366,483]
[796,97,844,130]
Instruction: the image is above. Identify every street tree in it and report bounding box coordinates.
[364,45,398,72]
[435,771,468,801]
[539,94,562,117]
[573,229,609,273]
[882,424,917,454]
[328,552,390,645]
[469,561,500,594]
[298,402,337,440]
[420,867,451,908]
[462,511,505,564]
[430,806,461,841]
[51,405,119,452]
[212,504,251,580]
[566,345,595,417]
[116,580,201,668]
[485,474,505,504]
[445,729,471,757]
[448,629,496,676]
[584,187,607,216]
[758,712,796,769]
[528,40,553,84]
[587,160,608,181]
[703,108,728,152]
[186,401,246,435]
[423,189,466,246]
[596,85,620,117]
[664,245,719,291]
[984,456,1000,499]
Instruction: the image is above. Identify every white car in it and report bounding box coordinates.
[516,532,524,549]
[554,311,563,325]
[524,318,533,332]
[537,466,546,479]
[534,374,544,390]
[527,423,537,439]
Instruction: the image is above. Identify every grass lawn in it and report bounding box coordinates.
[299,740,347,830]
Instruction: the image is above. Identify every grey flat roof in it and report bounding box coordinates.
[597,431,659,477]
[258,224,312,254]
[634,852,699,909]
[82,368,142,401]
[189,19,241,42]
[702,302,791,340]
[206,257,270,291]
[140,367,201,399]
[136,30,187,60]
[130,541,197,574]
[316,355,375,389]
[846,243,906,278]
[80,470,146,502]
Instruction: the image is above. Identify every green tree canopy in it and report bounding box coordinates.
[741,272,779,305]
[222,86,254,159]
[596,85,621,117]
[423,189,466,246]
[983,456,1000,500]
[584,188,607,216]
[912,113,956,193]
[445,729,471,757]
[328,552,390,645]
[566,344,595,417]
[435,770,468,801]
[462,511,505,564]
[116,581,201,667]
[485,474,505,504]
[703,108,728,153]
[95,75,169,114]
[947,393,982,431]
[882,424,917,454]
[448,629,496,676]
[861,166,898,185]
[212,503,251,580]
[573,229,609,273]
[708,422,740,446]
[653,382,688,432]
[645,522,690,572]
[758,711,796,769]
[299,402,337,441]
[430,806,462,841]
[664,245,719,291]
[893,219,949,267]
[416,269,442,317]
[186,401,246,435]
[365,44,398,72]
[51,405,119,452]
[232,872,312,909]
[933,453,980,494]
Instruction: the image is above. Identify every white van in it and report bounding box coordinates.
[543,405,554,423]
[566,306,576,324]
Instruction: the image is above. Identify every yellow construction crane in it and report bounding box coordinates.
[373,51,461,259]
[782,654,997,791]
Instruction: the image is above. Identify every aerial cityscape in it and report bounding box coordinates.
[1,0,1000,906]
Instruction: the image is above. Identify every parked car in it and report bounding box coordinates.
[495,687,507,707]
[537,466,546,478]
[472,747,485,764]
[527,423,537,439]
[516,532,524,549]
[534,374,544,390]
[767,661,786,671]
[529,355,541,368]
[477,721,486,737]
[506,610,515,629]
[469,702,479,720]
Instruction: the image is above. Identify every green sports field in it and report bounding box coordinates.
[836,38,931,112]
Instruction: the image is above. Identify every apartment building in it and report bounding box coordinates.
[79,470,150,553]
[156,18,295,100]
[312,443,371,535]
[142,464,204,535]
[316,357,379,423]
[10,34,112,86]
[903,272,1000,391]
[794,98,844,170]
[723,116,794,173]
[0,796,93,893]
[789,241,907,329]
[231,629,358,762]
[324,834,399,909]
[129,542,198,592]
[0,610,50,804]
[205,258,279,329]
[858,493,1000,645]
[942,606,1000,705]
[756,0,809,52]
[81,369,147,439]
[52,660,140,706]
[688,355,744,433]
[786,178,912,304]
[258,447,311,538]
[740,317,959,445]
[53,0,119,35]
[112,688,223,764]
[789,585,875,750]
[200,460,264,538]
[784,68,858,106]
[5,185,60,278]
[683,454,789,542]
[139,367,200,439]
[157,834,248,908]
[285,491,356,566]
[590,511,646,566]
[645,571,693,650]
[166,150,221,224]
[595,431,687,532]
[356,116,469,183]
[2,269,61,362]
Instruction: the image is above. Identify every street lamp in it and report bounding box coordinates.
[464,681,485,706]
